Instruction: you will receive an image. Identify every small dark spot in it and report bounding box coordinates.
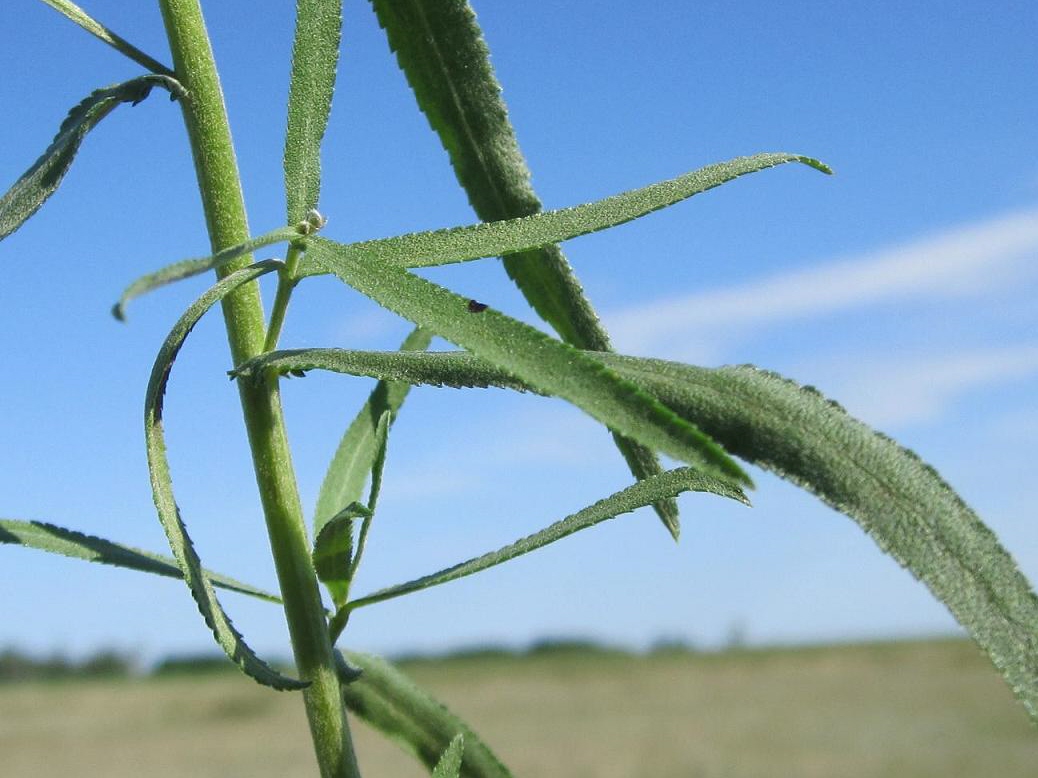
[467,299,488,313]
[289,369,307,378]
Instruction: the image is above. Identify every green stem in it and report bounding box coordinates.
[264,242,305,353]
[156,2,359,776]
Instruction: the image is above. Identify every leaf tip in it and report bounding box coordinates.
[796,155,834,175]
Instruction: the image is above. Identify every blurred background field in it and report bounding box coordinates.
[1,638,1034,777]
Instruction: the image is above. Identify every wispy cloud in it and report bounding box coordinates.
[607,206,1038,358]
[823,344,1038,428]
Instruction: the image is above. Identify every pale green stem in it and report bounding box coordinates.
[155,2,360,776]
[263,242,305,353]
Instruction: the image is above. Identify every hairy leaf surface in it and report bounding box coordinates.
[284,0,342,223]
[312,503,369,607]
[313,328,434,537]
[306,244,748,486]
[0,518,280,604]
[299,154,829,275]
[112,227,298,320]
[341,651,513,778]
[433,735,465,778]
[371,0,683,537]
[0,75,185,241]
[144,259,306,690]
[248,347,1038,719]
[344,467,747,613]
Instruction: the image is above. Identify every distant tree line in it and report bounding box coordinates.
[0,648,134,682]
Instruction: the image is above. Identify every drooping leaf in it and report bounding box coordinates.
[341,651,514,778]
[112,227,298,320]
[0,517,281,604]
[342,467,747,615]
[433,735,465,778]
[298,154,830,276]
[284,0,342,223]
[313,327,434,537]
[312,502,370,608]
[234,346,1038,721]
[305,243,750,487]
[144,259,307,691]
[370,0,679,536]
[0,75,186,241]
[40,0,174,76]
[607,357,1038,723]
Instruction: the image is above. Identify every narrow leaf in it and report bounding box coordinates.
[40,0,174,76]
[284,0,342,223]
[299,154,830,275]
[371,0,682,537]
[0,75,186,241]
[341,651,514,778]
[344,467,745,613]
[313,327,434,536]
[112,226,298,320]
[433,735,465,778]
[611,356,1038,723]
[312,503,370,608]
[0,518,281,604]
[144,259,307,691]
[235,347,1038,721]
[306,243,750,487]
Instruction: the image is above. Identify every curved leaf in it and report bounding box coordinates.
[284,0,342,223]
[236,346,1038,720]
[340,651,514,778]
[112,226,298,320]
[341,467,747,616]
[433,735,465,778]
[145,259,307,691]
[0,75,186,241]
[610,357,1038,722]
[369,0,681,537]
[313,327,434,535]
[306,244,749,487]
[299,154,829,276]
[40,0,174,76]
[312,502,370,607]
[0,517,281,604]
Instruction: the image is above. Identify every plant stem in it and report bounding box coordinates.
[264,243,304,353]
[156,2,360,776]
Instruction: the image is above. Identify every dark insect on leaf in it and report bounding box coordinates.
[467,299,488,313]
[289,368,308,378]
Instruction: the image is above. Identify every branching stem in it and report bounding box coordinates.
[155,1,360,776]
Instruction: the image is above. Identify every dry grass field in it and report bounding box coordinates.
[1,639,1034,777]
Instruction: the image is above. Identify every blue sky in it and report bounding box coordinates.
[1,0,1036,664]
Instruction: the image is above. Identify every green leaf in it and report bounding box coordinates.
[343,467,747,614]
[370,0,679,536]
[284,0,342,223]
[607,357,1038,723]
[0,75,186,241]
[0,518,281,604]
[306,244,750,487]
[340,651,513,778]
[433,735,465,778]
[112,226,298,320]
[40,0,174,76]
[312,503,370,608]
[313,327,434,537]
[144,259,307,691]
[299,154,830,276]
[234,346,1038,722]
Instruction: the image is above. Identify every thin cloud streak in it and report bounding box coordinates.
[608,206,1038,354]
[826,344,1038,428]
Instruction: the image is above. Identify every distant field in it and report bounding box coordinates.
[1,639,1034,777]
